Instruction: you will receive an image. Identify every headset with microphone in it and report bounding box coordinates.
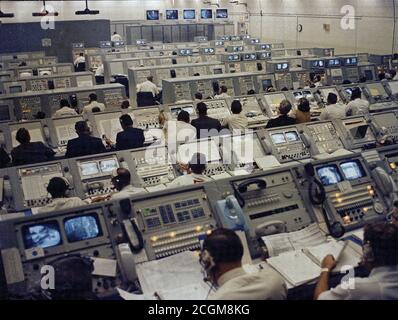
[46,176,71,198]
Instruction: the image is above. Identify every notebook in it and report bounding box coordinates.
[302,240,347,266]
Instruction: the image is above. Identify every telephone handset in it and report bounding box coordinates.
[299,130,312,149]
[233,179,267,207]
[121,218,144,253]
[117,243,138,282]
[371,167,398,214]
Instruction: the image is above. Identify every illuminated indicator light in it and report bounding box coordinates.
[390,163,397,170]
[369,190,375,196]
[367,185,372,190]
[363,207,368,213]
[337,198,343,203]
[151,236,158,242]
[195,226,203,232]
[206,230,212,235]
[343,216,351,224]
[170,232,176,238]
[335,193,340,198]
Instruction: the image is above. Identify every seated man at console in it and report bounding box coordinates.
[37,177,87,214]
[265,100,296,129]
[191,102,222,139]
[82,93,106,115]
[168,153,211,187]
[136,75,159,98]
[345,87,370,116]
[200,228,287,300]
[53,99,78,118]
[314,222,398,300]
[214,85,230,99]
[115,114,145,151]
[220,100,248,132]
[65,121,107,158]
[163,110,196,148]
[11,128,55,166]
[319,93,347,121]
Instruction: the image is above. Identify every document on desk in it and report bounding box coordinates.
[262,223,326,257]
[136,251,211,300]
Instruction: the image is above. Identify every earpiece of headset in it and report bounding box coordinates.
[199,249,216,282]
[362,241,375,263]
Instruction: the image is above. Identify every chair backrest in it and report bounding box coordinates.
[137,92,156,107]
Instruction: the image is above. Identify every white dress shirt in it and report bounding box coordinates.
[82,101,106,115]
[111,34,123,42]
[318,265,398,300]
[346,98,370,116]
[110,185,146,200]
[164,120,197,145]
[168,173,211,187]
[95,64,104,77]
[53,107,78,118]
[214,92,230,99]
[74,56,86,67]
[137,80,160,97]
[36,197,88,214]
[221,113,249,131]
[319,102,347,121]
[208,266,287,300]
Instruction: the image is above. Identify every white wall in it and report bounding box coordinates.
[247,0,398,54]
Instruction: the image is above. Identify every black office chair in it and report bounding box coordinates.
[75,62,86,72]
[95,76,105,85]
[137,92,157,107]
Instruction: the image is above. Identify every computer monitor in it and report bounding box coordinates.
[22,221,62,249]
[9,86,23,94]
[216,9,228,19]
[146,10,159,20]
[64,214,102,243]
[213,68,223,75]
[79,162,100,177]
[201,9,212,19]
[183,9,196,19]
[340,160,365,181]
[166,9,178,20]
[316,165,343,186]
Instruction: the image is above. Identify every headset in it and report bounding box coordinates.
[199,249,217,298]
[361,241,375,264]
[46,176,71,197]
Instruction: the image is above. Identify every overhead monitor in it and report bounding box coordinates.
[64,214,102,243]
[146,10,159,20]
[201,9,212,19]
[166,9,178,20]
[22,221,62,249]
[183,9,196,20]
[216,9,228,19]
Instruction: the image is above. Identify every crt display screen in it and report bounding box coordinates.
[317,165,343,186]
[183,9,196,19]
[216,9,228,19]
[166,10,178,20]
[0,105,11,121]
[340,160,366,180]
[285,131,299,142]
[146,10,159,20]
[201,9,212,19]
[277,63,288,70]
[213,68,223,74]
[22,221,62,249]
[79,162,99,176]
[312,60,324,68]
[262,79,272,91]
[99,159,118,173]
[271,133,286,144]
[64,214,102,243]
[9,86,23,93]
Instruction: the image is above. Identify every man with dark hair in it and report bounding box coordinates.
[265,100,296,128]
[82,93,105,115]
[315,222,398,300]
[11,128,55,165]
[164,110,196,147]
[53,99,78,118]
[169,153,211,187]
[194,92,203,101]
[314,74,323,87]
[320,93,347,120]
[214,85,230,99]
[221,100,248,131]
[37,177,87,213]
[191,102,222,138]
[200,228,287,300]
[294,97,311,123]
[136,75,159,97]
[116,114,145,150]
[346,87,370,116]
[46,255,97,300]
[110,168,146,200]
[65,121,107,158]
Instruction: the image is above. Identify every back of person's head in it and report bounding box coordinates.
[327,92,338,105]
[35,111,46,119]
[279,100,292,115]
[390,69,397,78]
[194,92,203,100]
[247,89,256,95]
[119,114,133,128]
[88,93,98,102]
[121,100,130,109]
[79,53,84,57]
[202,228,243,265]
[113,32,117,35]
[60,99,70,108]
[220,85,227,93]
[281,87,289,91]
[359,76,367,83]
[111,168,131,191]
[316,75,322,82]
[351,87,362,100]
[147,75,153,82]
[177,110,190,123]
[189,152,207,174]
[75,121,90,135]
[231,100,242,114]
[48,255,94,300]
[342,79,352,84]
[363,222,398,267]
[91,107,101,113]
[16,128,30,144]
[378,72,386,81]
[47,177,69,198]
[212,81,220,95]
[193,73,200,76]
[196,102,208,116]
[297,98,310,112]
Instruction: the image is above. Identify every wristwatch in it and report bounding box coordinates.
[321,268,331,273]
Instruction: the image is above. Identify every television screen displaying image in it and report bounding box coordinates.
[22,221,62,249]
[64,214,102,243]
[316,165,342,186]
[201,9,212,19]
[216,9,228,19]
[183,9,196,19]
[166,9,178,20]
[146,10,159,20]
